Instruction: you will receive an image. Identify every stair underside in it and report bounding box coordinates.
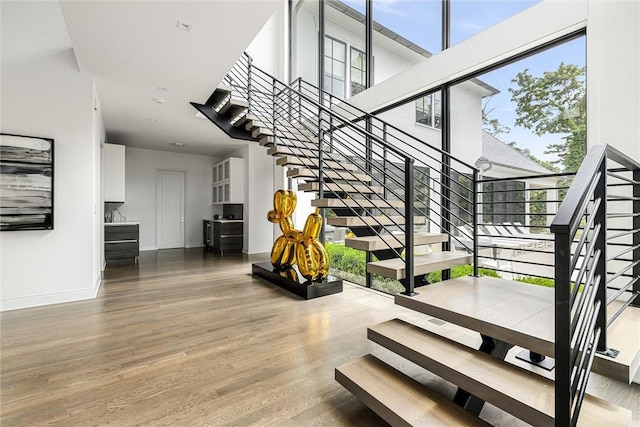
[367,252,471,280]
[335,354,492,427]
[276,156,357,171]
[299,182,383,195]
[346,232,448,251]
[369,319,632,427]
[206,84,231,106]
[327,215,426,228]
[287,167,373,183]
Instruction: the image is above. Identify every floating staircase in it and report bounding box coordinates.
[195,52,640,426]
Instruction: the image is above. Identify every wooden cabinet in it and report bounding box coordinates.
[212,157,244,204]
[104,143,126,202]
[203,220,243,254]
[105,223,139,263]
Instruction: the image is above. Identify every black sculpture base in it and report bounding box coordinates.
[252,262,343,300]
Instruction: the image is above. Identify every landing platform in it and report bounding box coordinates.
[252,262,343,300]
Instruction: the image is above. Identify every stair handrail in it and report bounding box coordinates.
[551,144,608,426]
[290,76,478,172]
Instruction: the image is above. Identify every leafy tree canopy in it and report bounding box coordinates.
[508,63,586,172]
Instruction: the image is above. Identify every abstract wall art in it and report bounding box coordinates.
[0,133,54,231]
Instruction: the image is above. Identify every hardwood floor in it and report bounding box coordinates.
[1,248,638,426]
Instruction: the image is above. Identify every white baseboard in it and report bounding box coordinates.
[1,286,100,312]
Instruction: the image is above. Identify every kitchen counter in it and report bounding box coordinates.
[213,219,243,223]
[105,222,140,226]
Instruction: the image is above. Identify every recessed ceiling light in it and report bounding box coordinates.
[176,20,192,32]
[170,142,185,147]
[148,118,158,122]
[153,97,165,104]
[157,87,168,92]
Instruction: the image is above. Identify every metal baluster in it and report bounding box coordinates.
[595,156,607,351]
[404,157,415,295]
[633,167,640,306]
[473,168,478,277]
[554,230,572,427]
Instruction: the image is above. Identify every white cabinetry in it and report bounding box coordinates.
[212,157,244,204]
[104,143,126,202]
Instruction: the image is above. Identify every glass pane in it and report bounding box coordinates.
[451,0,542,47]
[224,184,230,201]
[333,39,346,60]
[292,0,319,85]
[213,187,217,203]
[332,59,345,79]
[373,0,441,85]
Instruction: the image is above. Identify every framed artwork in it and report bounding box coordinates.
[0,133,54,231]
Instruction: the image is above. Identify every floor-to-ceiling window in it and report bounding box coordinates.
[323,36,347,98]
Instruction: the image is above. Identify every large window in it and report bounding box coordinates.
[324,36,346,99]
[416,93,441,129]
[350,47,366,96]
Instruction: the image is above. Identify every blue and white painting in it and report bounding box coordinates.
[0,134,54,231]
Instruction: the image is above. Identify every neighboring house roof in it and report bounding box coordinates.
[478,131,553,175]
[326,0,499,96]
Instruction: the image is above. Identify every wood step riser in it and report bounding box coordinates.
[345,233,448,251]
[335,354,492,427]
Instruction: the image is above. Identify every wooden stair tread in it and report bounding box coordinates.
[335,354,491,427]
[217,98,248,115]
[367,252,471,280]
[276,156,357,171]
[261,138,331,154]
[346,233,448,251]
[287,167,372,183]
[395,276,555,356]
[299,182,383,194]
[206,84,232,106]
[594,302,640,383]
[267,146,345,160]
[369,319,632,427]
[327,215,426,227]
[312,198,404,209]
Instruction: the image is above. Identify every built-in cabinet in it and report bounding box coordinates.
[105,223,139,263]
[212,157,244,204]
[203,219,243,254]
[104,143,126,202]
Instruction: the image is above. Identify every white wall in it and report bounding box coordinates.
[247,2,285,80]
[117,147,219,251]
[0,49,102,311]
[230,144,275,254]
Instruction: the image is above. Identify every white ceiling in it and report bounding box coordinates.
[44,0,281,157]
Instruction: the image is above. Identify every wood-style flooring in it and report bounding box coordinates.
[1,248,638,426]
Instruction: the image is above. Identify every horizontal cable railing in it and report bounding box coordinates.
[212,53,478,294]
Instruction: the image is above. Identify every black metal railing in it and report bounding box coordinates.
[215,52,476,294]
[206,53,640,425]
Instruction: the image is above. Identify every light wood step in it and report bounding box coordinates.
[276,156,357,171]
[217,97,248,116]
[327,215,426,228]
[252,126,308,140]
[335,354,492,427]
[260,138,331,154]
[368,251,471,280]
[267,146,345,161]
[231,112,249,127]
[395,275,555,356]
[287,167,372,183]
[299,182,383,195]
[368,319,632,427]
[346,232,447,251]
[594,301,640,383]
[312,197,404,209]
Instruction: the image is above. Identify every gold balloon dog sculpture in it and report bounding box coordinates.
[268,190,329,282]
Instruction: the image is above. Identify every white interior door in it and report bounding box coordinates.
[156,170,185,249]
